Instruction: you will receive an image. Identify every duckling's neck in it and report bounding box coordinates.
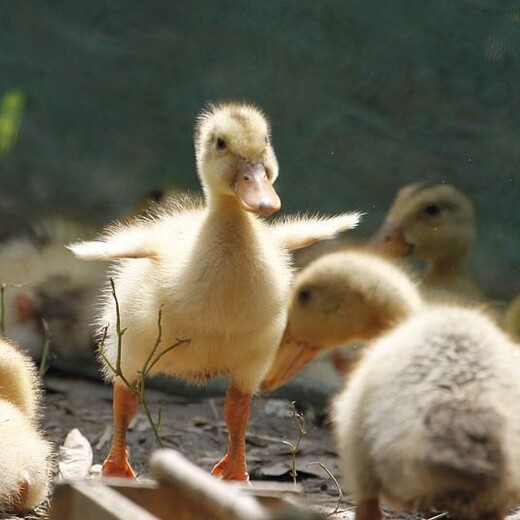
[426,252,469,279]
[424,252,484,300]
[203,193,257,244]
[206,193,249,219]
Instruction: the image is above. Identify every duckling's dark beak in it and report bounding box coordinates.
[367,219,414,256]
[233,162,281,217]
[261,338,321,393]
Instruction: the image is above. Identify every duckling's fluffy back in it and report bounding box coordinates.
[0,337,42,421]
[333,306,520,517]
[0,338,53,511]
[0,400,53,511]
[0,399,52,511]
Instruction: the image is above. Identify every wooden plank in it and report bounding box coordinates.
[49,480,160,520]
[149,449,269,520]
[226,481,305,512]
[51,451,312,520]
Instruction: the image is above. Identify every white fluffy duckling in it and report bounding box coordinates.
[332,305,520,520]
[0,337,53,513]
[369,181,485,303]
[69,101,361,480]
[262,250,422,392]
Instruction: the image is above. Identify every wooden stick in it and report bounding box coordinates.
[149,449,269,520]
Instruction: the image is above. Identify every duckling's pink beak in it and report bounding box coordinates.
[367,219,413,256]
[233,162,281,217]
[261,338,321,393]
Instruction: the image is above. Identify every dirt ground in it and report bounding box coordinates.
[40,370,353,519]
[8,367,520,520]
[1,361,414,520]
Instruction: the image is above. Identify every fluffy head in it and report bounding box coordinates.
[287,250,422,349]
[261,250,421,393]
[371,182,476,264]
[194,102,279,204]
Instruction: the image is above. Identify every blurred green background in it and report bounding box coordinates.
[1,1,519,298]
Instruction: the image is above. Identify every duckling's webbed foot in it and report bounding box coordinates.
[102,449,137,479]
[211,384,251,481]
[102,381,139,478]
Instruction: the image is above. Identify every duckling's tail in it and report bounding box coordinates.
[420,399,505,486]
[270,211,363,251]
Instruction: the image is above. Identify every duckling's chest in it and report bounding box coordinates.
[161,221,292,332]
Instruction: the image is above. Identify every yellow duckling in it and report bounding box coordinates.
[332,305,520,520]
[0,337,53,512]
[69,101,361,480]
[262,250,422,392]
[369,181,485,303]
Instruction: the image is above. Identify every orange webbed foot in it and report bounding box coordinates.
[211,454,227,477]
[102,452,137,478]
[211,454,249,481]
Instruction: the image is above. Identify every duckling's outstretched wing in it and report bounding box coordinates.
[68,224,156,261]
[270,212,362,251]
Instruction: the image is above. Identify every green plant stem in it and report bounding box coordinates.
[282,401,307,485]
[101,277,189,447]
[39,319,51,376]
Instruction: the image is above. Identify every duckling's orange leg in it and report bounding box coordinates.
[102,380,139,478]
[356,498,382,520]
[14,292,37,322]
[211,384,252,481]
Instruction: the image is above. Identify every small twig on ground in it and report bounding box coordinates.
[99,278,189,446]
[281,401,307,485]
[423,513,449,520]
[307,461,344,517]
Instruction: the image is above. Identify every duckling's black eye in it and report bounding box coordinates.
[423,203,441,216]
[298,289,312,306]
[216,137,226,150]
